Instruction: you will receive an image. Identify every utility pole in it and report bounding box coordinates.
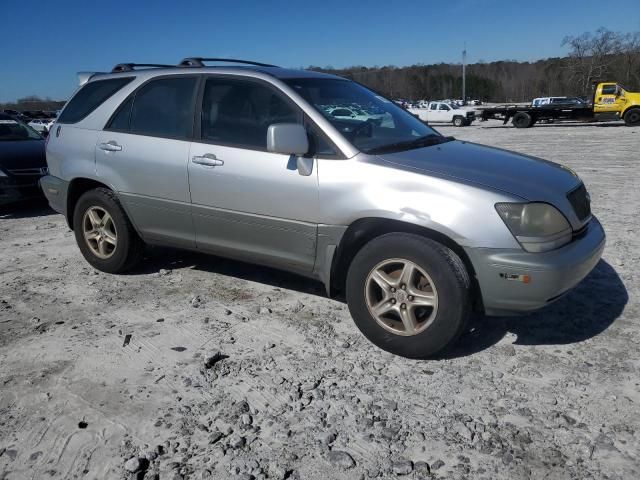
[462,42,467,104]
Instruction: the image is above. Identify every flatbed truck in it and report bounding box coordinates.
[479,82,640,128]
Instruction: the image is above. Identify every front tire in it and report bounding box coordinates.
[453,116,465,127]
[73,188,143,273]
[624,108,640,126]
[346,233,470,359]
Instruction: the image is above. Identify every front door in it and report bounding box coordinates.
[96,75,199,247]
[188,76,319,272]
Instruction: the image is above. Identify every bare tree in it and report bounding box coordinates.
[620,31,640,86]
[562,28,622,94]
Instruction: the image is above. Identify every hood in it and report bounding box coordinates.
[0,139,46,171]
[376,140,580,201]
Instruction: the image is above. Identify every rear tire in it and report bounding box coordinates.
[73,188,143,273]
[512,112,533,128]
[624,108,640,126]
[346,233,470,359]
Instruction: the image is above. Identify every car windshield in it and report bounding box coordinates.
[0,118,42,141]
[284,78,441,154]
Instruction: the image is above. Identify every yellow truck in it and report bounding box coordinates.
[480,82,640,127]
[593,82,640,125]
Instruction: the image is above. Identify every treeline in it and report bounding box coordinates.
[0,95,66,112]
[313,29,640,102]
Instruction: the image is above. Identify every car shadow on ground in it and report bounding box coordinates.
[0,198,54,219]
[135,249,626,358]
[443,259,627,359]
[132,246,327,297]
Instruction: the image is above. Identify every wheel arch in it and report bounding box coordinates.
[66,177,115,229]
[328,217,481,309]
[622,105,640,120]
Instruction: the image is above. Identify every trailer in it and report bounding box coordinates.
[479,82,640,128]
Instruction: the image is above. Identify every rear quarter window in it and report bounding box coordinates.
[58,77,134,124]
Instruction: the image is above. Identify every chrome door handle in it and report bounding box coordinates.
[99,141,122,152]
[192,154,224,167]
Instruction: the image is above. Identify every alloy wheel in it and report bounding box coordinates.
[364,258,438,336]
[82,206,117,259]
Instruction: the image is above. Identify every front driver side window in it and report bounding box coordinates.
[439,104,450,111]
[200,78,301,150]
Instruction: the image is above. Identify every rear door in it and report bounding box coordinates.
[188,75,319,272]
[423,103,438,122]
[437,103,453,122]
[95,75,199,247]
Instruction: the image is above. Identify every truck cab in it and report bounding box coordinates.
[593,82,640,126]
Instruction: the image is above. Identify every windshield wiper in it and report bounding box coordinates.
[366,134,454,154]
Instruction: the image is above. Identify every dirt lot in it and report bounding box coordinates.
[1,120,638,480]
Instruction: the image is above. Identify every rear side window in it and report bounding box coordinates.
[58,77,134,124]
[129,77,197,139]
[107,96,133,131]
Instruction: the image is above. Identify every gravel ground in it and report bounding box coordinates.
[0,120,638,480]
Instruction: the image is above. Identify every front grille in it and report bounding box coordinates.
[567,183,591,221]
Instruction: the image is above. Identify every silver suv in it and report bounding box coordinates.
[40,58,605,358]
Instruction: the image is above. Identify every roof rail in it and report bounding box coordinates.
[178,57,279,68]
[111,63,175,73]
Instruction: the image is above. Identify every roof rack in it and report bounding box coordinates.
[178,57,279,68]
[111,63,175,73]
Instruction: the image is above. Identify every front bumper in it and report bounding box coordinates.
[39,175,69,216]
[0,176,43,206]
[465,217,606,316]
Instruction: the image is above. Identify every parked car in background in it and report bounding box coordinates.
[41,58,604,358]
[408,101,476,126]
[532,97,586,107]
[3,109,30,123]
[28,118,54,134]
[0,113,47,205]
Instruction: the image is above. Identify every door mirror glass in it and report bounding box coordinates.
[267,123,309,156]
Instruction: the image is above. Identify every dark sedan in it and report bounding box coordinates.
[0,113,48,205]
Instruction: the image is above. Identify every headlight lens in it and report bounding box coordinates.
[495,202,572,253]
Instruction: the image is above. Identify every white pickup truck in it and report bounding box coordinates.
[408,102,476,127]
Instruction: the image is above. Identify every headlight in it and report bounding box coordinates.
[495,202,572,253]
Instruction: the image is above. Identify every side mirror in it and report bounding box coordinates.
[267,123,309,156]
